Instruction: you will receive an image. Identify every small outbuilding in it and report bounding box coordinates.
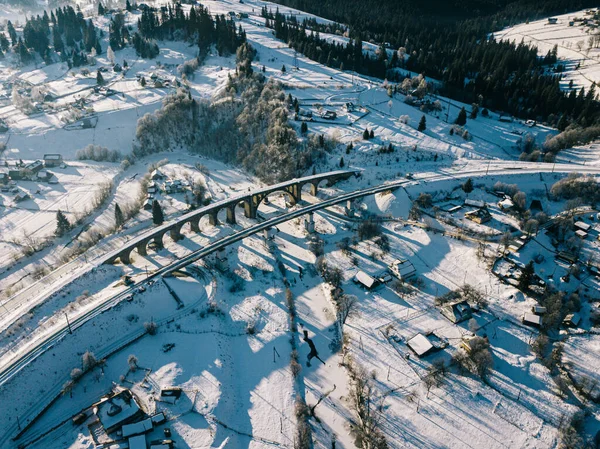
[523,312,543,327]
[43,153,63,167]
[563,313,581,327]
[353,271,379,290]
[531,305,547,315]
[406,333,434,357]
[498,197,514,211]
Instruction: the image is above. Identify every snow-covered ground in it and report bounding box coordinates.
[1,0,600,448]
[495,8,600,90]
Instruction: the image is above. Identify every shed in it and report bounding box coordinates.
[440,301,472,324]
[575,221,591,232]
[353,271,379,290]
[575,230,588,239]
[143,199,153,211]
[406,333,434,357]
[498,198,514,211]
[464,199,485,208]
[523,312,542,327]
[129,434,147,449]
[548,17,558,24]
[531,305,547,315]
[564,313,581,327]
[44,153,63,167]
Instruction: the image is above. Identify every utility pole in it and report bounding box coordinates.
[486,160,491,175]
[65,312,72,334]
[145,265,149,279]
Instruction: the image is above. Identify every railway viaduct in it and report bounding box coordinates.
[103,170,358,264]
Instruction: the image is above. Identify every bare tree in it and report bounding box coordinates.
[82,351,97,372]
[62,379,75,398]
[349,363,388,449]
[128,354,138,372]
[337,294,359,325]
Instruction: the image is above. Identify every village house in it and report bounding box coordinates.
[93,389,144,434]
[388,258,417,281]
[440,301,472,324]
[465,208,491,224]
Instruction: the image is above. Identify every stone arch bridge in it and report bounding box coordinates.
[104,170,358,264]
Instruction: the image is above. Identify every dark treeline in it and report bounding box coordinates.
[13,2,245,67]
[265,0,600,126]
[16,6,101,66]
[136,3,246,58]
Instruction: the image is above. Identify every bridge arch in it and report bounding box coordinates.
[248,187,299,219]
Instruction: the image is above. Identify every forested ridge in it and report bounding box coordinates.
[266,0,600,127]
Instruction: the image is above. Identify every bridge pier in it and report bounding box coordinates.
[137,241,148,256]
[345,199,356,217]
[309,181,319,196]
[190,217,201,233]
[244,201,257,219]
[153,232,165,249]
[208,212,219,226]
[305,212,315,234]
[120,249,132,264]
[226,206,237,225]
[170,224,183,241]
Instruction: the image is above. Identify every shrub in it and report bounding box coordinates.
[76,144,121,162]
[144,321,158,335]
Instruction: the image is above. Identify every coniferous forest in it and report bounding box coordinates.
[265,0,600,127]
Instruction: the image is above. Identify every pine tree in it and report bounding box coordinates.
[7,21,17,46]
[300,121,308,134]
[96,70,104,85]
[126,0,132,12]
[115,203,124,228]
[140,76,146,86]
[363,128,370,140]
[369,129,374,139]
[518,261,534,291]
[418,115,426,131]
[455,107,467,126]
[55,210,71,236]
[339,157,345,168]
[98,2,105,15]
[281,64,286,73]
[152,200,164,225]
[462,178,473,195]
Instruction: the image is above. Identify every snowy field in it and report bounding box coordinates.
[0,0,600,448]
[495,8,600,90]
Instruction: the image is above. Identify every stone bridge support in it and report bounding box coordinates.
[170,224,183,241]
[153,231,166,249]
[119,248,133,264]
[137,240,149,256]
[190,217,201,233]
[208,211,219,226]
[226,205,237,225]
